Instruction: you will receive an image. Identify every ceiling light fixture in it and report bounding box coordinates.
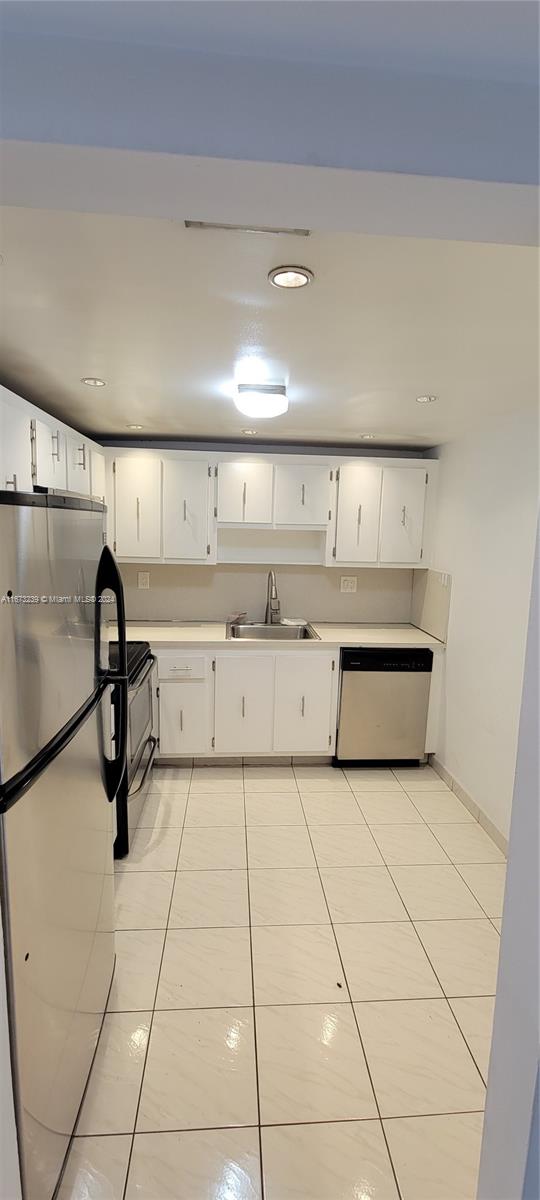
[126,424,143,430]
[81,376,106,387]
[268,266,314,289]
[416,394,438,404]
[235,383,288,419]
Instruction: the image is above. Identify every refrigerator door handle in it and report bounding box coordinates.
[95,544,128,801]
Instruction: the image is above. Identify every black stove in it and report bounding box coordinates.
[109,640,151,682]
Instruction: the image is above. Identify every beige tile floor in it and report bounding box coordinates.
[60,763,505,1199]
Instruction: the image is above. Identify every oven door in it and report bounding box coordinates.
[127,656,157,833]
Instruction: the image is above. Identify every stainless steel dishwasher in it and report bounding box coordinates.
[335,647,433,763]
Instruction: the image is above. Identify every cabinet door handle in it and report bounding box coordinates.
[242,480,247,516]
[5,474,17,490]
[241,695,246,719]
[78,444,86,470]
[301,483,306,506]
[183,499,187,521]
[136,496,141,539]
[51,432,60,462]
[301,695,305,717]
[179,709,183,732]
[401,505,407,527]
[357,503,362,543]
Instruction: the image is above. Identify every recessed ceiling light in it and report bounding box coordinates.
[268,266,314,289]
[241,429,258,436]
[126,424,143,430]
[235,383,288,419]
[81,376,106,387]
[416,394,438,404]
[361,434,375,440]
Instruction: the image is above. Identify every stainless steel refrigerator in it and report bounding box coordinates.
[0,491,127,1200]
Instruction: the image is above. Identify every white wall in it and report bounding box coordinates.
[431,407,538,838]
[477,525,539,1199]
[120,564,413,625]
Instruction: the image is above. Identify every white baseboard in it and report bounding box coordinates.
[430,754,509,855]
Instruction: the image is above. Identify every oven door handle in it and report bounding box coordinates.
[128,734,157,798]
[128,654,157,693]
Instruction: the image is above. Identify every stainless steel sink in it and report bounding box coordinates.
[228,622,320,640]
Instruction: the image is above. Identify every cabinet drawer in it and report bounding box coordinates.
[157,655,208,680]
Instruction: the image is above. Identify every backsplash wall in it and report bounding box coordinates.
[120,564,413,624]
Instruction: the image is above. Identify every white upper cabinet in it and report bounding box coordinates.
[214,655,274,752]
[379,466,427,563]
[89,449,106,502]
[273,655,335,753]
[163,460,210,561]
[66,433,90,495]
[274,464,330,526]
[0,400,33,492]
[32,419,68,490]
[217,461,273,524]
[334,462,382,562]
[114,456,161,558]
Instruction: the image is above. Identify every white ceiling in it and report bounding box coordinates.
[2,1,537,84]
[0,206,536,447]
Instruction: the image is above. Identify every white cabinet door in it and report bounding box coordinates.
[334,462,382,562]
[159,680,211,755]
[89,449,106,502]
[274,655,335,753]
[274,464,329,525]
[217,462,273,524]
[379,467,427,563]
[214,656,274,752]
[114,456,161,558]
[33,419,68,490]
[0,401,33,492]
[163,460,210,560]
[66,433,90,495]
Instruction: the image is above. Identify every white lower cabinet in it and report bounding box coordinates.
[159,679,211,755]
[214,656,274,753]
[274,654,335,752]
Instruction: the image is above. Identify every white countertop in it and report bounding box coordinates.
[122,621,443,650]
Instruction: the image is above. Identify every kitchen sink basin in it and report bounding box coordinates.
[228,622,320,640]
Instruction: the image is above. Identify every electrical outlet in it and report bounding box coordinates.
[340,576,357,594]
[138,571,150,590]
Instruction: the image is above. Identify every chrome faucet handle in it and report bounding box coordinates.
[226,611,247,636]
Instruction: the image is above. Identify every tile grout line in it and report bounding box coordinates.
[382,865,492,1094]
[297,782,405,1200]
[120,763,193,1200]
[242,765,266,1200]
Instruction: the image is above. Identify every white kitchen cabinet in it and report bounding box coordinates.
[159,679,211,755]
[89,449,106,502]
[32,419,68,490]
[379,466,427,563]
[334,461,382,562]
[66,433,90,495]
[274,464,330,526]
[0,400,33,492]
[274,654,335,753]
[214,655,274,752]
[163,459,210,560]
[217,461,273,524]
[114,456,161,558]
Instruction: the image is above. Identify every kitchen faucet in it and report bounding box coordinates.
[265,569,281,625]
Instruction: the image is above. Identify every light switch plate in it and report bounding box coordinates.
[340,575,357,593]
[138,571,150,590]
